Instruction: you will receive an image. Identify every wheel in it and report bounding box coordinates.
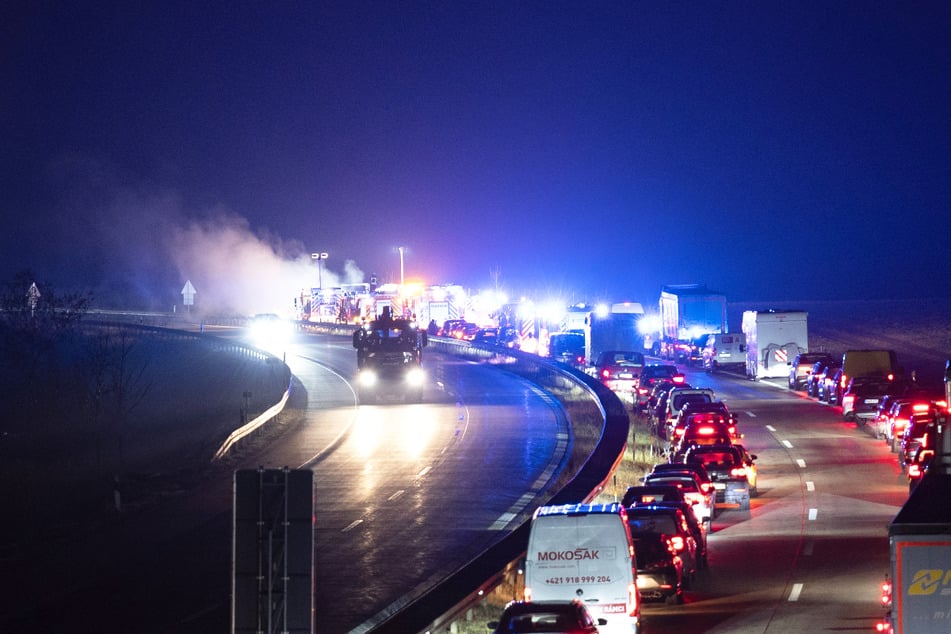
[739,495,751,511]
[666,589,684,605]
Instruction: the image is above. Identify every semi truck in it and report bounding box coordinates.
[887,363,951,633]
[741,310,809,380]
[352,306,428,402]
[659,284,727,341]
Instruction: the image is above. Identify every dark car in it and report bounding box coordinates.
[627,506,697,604]
[649,499,709,569]
[621,484,686,507]
[898,412,936,471]
[487,599,605,633]
[804,361,826,397]
[683,444,758,510]
[789,352,836,391]
[840,379,892,424]
[685,334,710,367]
[816,361,842,403]
[635,364,685,412]
[547,331,586,369]
[593,350,645,394]
[471,327,499,345]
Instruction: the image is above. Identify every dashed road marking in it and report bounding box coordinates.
[781,440,793,449]
[789,583,804,601]
[806,481,815,492]
[808,508,818,521]
[766,424,776,432]
[342,519,363,532]
[796,458,807,468]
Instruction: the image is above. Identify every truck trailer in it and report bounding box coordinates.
[741,310,808,380]
[659,284,727,341]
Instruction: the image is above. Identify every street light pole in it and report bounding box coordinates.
[311,252,329,288]
[398,246,405,287]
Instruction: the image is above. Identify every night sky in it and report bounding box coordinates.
[3,2,950,313]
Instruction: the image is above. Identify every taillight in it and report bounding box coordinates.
[697,425,716,435]
[700,482,712,494]
[843,395,855,409]
[523,585,532,601]
[668,535,685,552]
[840,374,848,389]
[912,403,931,413]
[638,387,649,395]
[602,369,611,379]
[730,466,747,477]
[908,463,921,478]
[675,428,686,437]
[673,375,685,384]
[628,582,639,616]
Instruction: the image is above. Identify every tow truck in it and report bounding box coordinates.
[353,306,428,403]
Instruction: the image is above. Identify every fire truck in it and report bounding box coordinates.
[352,306,428,403]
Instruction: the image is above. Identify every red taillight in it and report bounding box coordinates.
[673,375,685,384]
[843,395,855,409]
[675,428,686,437]
[730,466,747,477]
[668,535,685,552]
[697,425,716,435]
[727,425,737,436]
[601,369,611,378]
[912,403,931,413]
[700,482,712,494]
[840,374,848,388]
[638,387,649,395]
[523,585,533,601]
[908,463,922,478]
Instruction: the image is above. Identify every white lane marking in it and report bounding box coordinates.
[808,508,818,521]
[789,583,804,602]
[781,440,793,449]
[766,424,776,432]
[796,458,807,468]
[490,493,536,531]
[388,490,405,502]
[806,481,815,492]
[746,411,757,418]
[417,466,432,478]
[342,519,363,532]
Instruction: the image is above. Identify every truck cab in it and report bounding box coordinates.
[353,307,427,403]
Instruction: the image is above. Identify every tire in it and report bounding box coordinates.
[739,495,751,511]
[666,589,684,605]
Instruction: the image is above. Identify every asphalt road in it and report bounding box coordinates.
[636,363,905,633]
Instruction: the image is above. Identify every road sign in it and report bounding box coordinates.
[181,280,196,307]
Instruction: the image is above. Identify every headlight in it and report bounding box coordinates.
[405,367,425,386]
[359,370,378,387]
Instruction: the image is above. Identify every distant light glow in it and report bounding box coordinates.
[594,303,610,318]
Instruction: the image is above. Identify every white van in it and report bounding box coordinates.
[702,332,747,372]
[524,503,640,634]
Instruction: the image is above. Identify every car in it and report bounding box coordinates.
[898,411,936,471]
[646,381,692,435]
[685,334,710,367]
[650,461,715,499]
[669,421,737,461]
[666,402,735,446]
[804,360,827,397]
[471,327,499,345]
[907,443,934,493]
[438,319,467,337]
[816,361,842,403]
[683,444,758,510]
[593,350,646,393]
[643,471,715,528]
[662,387,717,438]
[627,505,699,604]
[840,379,892,424]
[666,410,736,455]
[886,400,935,451]
[701,332,747,373]
[547,331,586,369]
[621,484,687,507]
[646,499,710,570]
[635,364,685,412]
[487,599,606,634]
[788,352,836,391]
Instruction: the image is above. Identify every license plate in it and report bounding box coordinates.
[864,399,879,404]
[713,483,726,490]
[619,373,633,379]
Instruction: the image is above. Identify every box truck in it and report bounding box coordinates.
[741,310,808,380]
[659,284,727,341]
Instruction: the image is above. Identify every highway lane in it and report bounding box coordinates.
[637,365,907,633]
[279,334,573,633]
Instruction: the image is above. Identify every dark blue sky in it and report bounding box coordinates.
[3,1,950,312]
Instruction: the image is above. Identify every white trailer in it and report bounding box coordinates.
[742,310,808,380]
